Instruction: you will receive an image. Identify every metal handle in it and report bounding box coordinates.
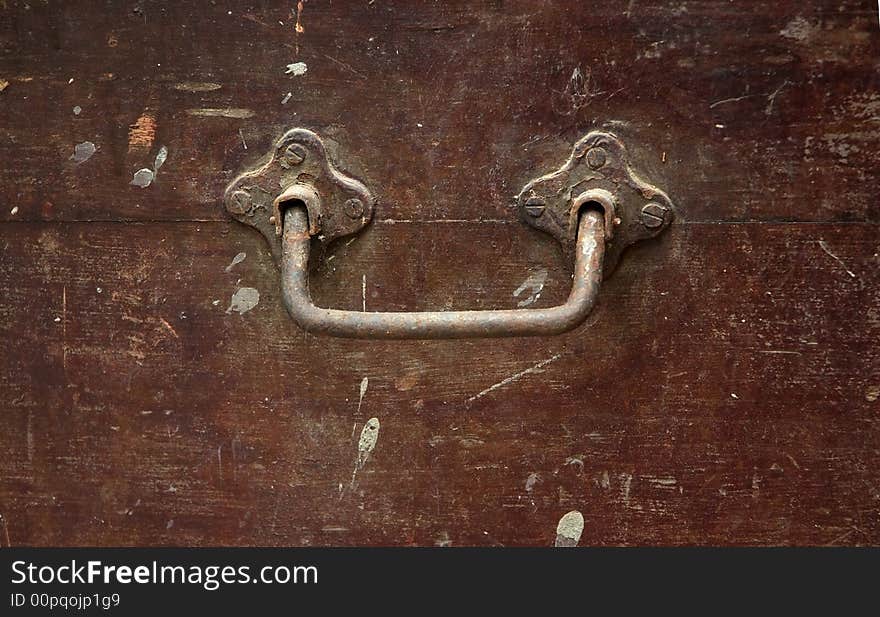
[223,128,675,339]
[281,206,606,339]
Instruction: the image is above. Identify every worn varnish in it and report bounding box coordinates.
[0,1,878,546]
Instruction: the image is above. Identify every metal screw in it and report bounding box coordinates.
[282,143,307,167]
[228,189,252,214]
[524,196,546,217]
[343,197,365,219]
[586,147,607,169]
[641,202,668,228]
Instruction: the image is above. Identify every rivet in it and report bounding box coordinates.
[641,202,668,228]
[228,189,252,214]
[586,147,607,169]
[524,196,546,217]
[344,197,365,219]
[282,143,307,166]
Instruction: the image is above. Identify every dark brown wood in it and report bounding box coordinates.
[0,1,878,546]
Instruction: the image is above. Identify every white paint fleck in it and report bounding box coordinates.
[357,377,369,417]
[513,267,548,307]
[555,510,584,547]
[225,251,246,272]
[70,141,96,164]
[281,92,292,104]
[349,417,380,490]
[780,16,815,41]
[525,472,541,492]
[285,62,308,76]
[467,354,561,404]
[72,105,82,115]
[731,393,739,399]
[10,206,18,215]
[362,274,366,311]
[153,145,168,171]
[357,417,380,456]
[226,287,260,314]
[130,168,154,188]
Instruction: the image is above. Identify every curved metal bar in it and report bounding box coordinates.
[281,207,605,339]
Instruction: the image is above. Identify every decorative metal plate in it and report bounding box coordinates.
[223,128,374,261]
[517,131,675,275]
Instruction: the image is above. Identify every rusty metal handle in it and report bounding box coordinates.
[280,206,605,339]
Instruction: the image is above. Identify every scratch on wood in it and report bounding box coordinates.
[466,354,561,404]
[709,94,756,109]
[159,317,179,339]
[765,80,791,115]
[62,285,67,370]
[186,108,255,118]
[818,240,856,278]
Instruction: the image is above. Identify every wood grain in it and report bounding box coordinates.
[1,220,877,545]
[0,1,878,223]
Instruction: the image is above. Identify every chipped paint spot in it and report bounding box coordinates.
[0,78,9,92]
[554,511,584,547]
[154,145,168,171]
[70,141,96,164]
[358,417,380,456]
[225,251,246,272]
[866,385,880,402]
[10,206,19,215]
[513,267,548,307]
[226,287,260,314]
[130,168,154,188]
[186,108,255,118]
[173,82,222,92]
[72,105,82,116]
[780,16,815,41]
[285,62,308,76]
[281,92,292,104]
[525,472,541,492]
[128,112,156,151]
[294,0,305,33]
[349,417,380,491]
[357,377,369,417]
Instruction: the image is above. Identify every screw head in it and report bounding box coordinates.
[343,197,365,219]
[586,147,607,169]
[228,189,252,214]
[281,143,307,167]
[524,196,546,217]
[641,202,668,228]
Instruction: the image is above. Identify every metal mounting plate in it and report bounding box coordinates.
[517,131,675,276]
[223,128,374,261]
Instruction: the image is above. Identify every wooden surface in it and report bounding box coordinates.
[0,1,878,546]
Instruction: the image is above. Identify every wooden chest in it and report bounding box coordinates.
[1,1,878,546]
